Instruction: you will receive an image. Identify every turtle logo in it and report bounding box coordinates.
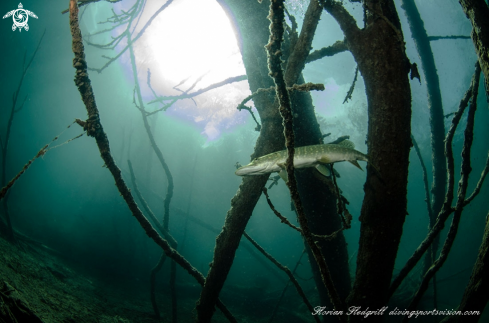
[3,3,38,32]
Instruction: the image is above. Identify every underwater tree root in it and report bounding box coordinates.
[68,2,236,322]
[266,0,345,316]
[242,232,320,323]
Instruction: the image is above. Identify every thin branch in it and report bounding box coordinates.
[0,145,47,201]
[145,71,213,116]
[149,254,166,319]
[389,62,481,298]
[262,188,302,233]
[68,3,236,321]
[242,232,320,323]
[427,35,471,41]
[411,134,434,222]
[14,95,28,114]
[411,132,437,304]
[148,75,247,104]
[127,33,174,231]
[89,0,174,73]
[127,160,177,247]
[236,83,325,132]
[268,249,307,323]
[266,0,345,317]
[263,187,348,241]
[464,151,489,205]
[343,65,358,104]
[403,62,481,318]
[305,40,348,64]
[284,0,323,85]
[62,0,122,14]
[330,163,352,230]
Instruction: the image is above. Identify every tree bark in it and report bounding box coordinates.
[322,1,412,319]
[400,0,447,305]
[459,0,489,102]
[195,2,284,321]
[196,1,351,321]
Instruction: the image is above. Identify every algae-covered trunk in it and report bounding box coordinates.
[196,0,351,321]
[323,0,412,318]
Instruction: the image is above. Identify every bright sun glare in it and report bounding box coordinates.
[116,0,249,140]
[142,0,244,86]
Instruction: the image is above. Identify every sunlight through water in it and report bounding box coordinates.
[116,0,250,141]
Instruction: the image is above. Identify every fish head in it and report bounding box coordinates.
[235,156,275,176]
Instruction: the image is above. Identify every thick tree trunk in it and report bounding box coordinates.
[195,2,284,322]
[400,0,446,305]
[196,1,351,321]
[322,1,412,319]
[459,0,489,102]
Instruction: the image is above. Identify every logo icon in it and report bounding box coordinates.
[3,3,38,32]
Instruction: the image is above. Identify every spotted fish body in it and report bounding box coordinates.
[235,140,368,179]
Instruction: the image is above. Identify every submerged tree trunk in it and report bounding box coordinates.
[322,1,412,319]
[400,0,447,304]
[459,0,489,102]
[196,1,351,321]
[195,2,284,321]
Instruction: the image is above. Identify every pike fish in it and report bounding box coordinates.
[235,140,369,181]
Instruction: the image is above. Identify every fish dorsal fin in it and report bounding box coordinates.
[348,160,363,171]
[337,139,355,149]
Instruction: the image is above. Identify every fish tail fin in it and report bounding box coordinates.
[348,160,363,171]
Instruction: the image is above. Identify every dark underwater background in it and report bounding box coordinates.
[0,0,488,322]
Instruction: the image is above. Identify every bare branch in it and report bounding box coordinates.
[284,0,323,85]
[411,134,434,222]
[266,0,345,317]
[68,2,236,321]
[242,232,320,323]
[343,65,358,104]
[0,145,47,201]
[148,75,247,104]
[89,0,174,73]
[404,62,481,317]
[306,40,348,64]
[61,0,122,15]
[262,188,302,233]
[464,150,489,206]
[389,62,481,298]
[428,35,471,41]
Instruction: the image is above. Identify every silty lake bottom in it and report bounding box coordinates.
[1,0,488,322]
